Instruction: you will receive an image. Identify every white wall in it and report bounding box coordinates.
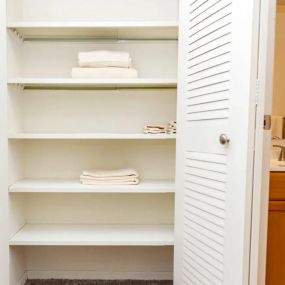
[272,5,285,116]
[25,246,174,280]
[7,0,178,22]
[21,0,178,22]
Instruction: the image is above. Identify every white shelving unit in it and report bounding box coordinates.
[8,78,177,90]
[8,133,176,140]
[4,0,178,283]
[9,224,174,246]
[9,179,175,193]
[7,21,179,40]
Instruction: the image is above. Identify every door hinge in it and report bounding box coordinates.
[264,115,271,130]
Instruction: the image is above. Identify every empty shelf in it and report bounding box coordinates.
[9,224,174,246]
[8,133,176,140]
[8,78,177,90]
[7,21,178,40]
[9,179,175,193]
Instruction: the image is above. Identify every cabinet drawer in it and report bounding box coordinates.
[269,201,285,211]
[270,172,285,200]
[266,202,285,285]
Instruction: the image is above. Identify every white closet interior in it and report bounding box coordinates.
[6,0,178,284]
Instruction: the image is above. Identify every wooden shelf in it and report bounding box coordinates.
[9,224,174,246]
[8,133,176,140]
[8,78,177,90]
[7,21,178,40]
[9,179,175,193]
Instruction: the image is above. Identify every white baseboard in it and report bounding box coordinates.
[17,272,28,285]
[27,271,173,280]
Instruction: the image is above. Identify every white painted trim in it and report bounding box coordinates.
[173,0,188,283]
[9,224,174,246]
[9,179,175,194]
[8,133,176,140]
[249,0,276,284]
[7,21,178,28]
[7,78,177,89]
[0,0,9,283]
[27,271,173,280]
[17,272,28,285]
[6,21,179,40]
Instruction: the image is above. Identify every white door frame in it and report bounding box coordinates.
[250,0,276,284]
[0,0,9,283]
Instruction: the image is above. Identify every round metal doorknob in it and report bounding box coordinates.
[219,134,230,145]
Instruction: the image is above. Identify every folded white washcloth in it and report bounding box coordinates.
[78,50,132,68]
[144,130,166,134]
[72,67,138,79]
[168,121,177,127]
[143,124,166,134]
[167,120,177,134]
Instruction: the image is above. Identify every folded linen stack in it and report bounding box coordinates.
[72,50,138,78]
[80,168,140,185]
[143,124,166,134]
[167,121,177,134]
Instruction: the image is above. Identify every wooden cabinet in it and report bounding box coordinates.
[269,172,285,200]
[266,173,285,285]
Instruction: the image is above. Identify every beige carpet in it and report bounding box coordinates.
[25,280,173,285]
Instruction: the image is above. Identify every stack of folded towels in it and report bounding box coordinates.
[167,121,177,134]
[143,124,167,134]
[72,50,138,78]
[80,168,140,185]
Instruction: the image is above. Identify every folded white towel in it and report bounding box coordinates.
[78,50,132,68]
[72,67,138,79]
[80,178,139,185]
[80,168,140,185]
[82,168,139,178]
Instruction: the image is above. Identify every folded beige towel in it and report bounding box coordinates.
[72,67,138,79]
[78,50,132,68]
[80,168,139,185]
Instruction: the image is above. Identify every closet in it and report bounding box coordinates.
[4,0,178,284]
[0,0,273,284]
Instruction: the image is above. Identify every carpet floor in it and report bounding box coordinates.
[25,280,173,285]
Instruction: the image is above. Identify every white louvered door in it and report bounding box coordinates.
[174,0,261,284]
